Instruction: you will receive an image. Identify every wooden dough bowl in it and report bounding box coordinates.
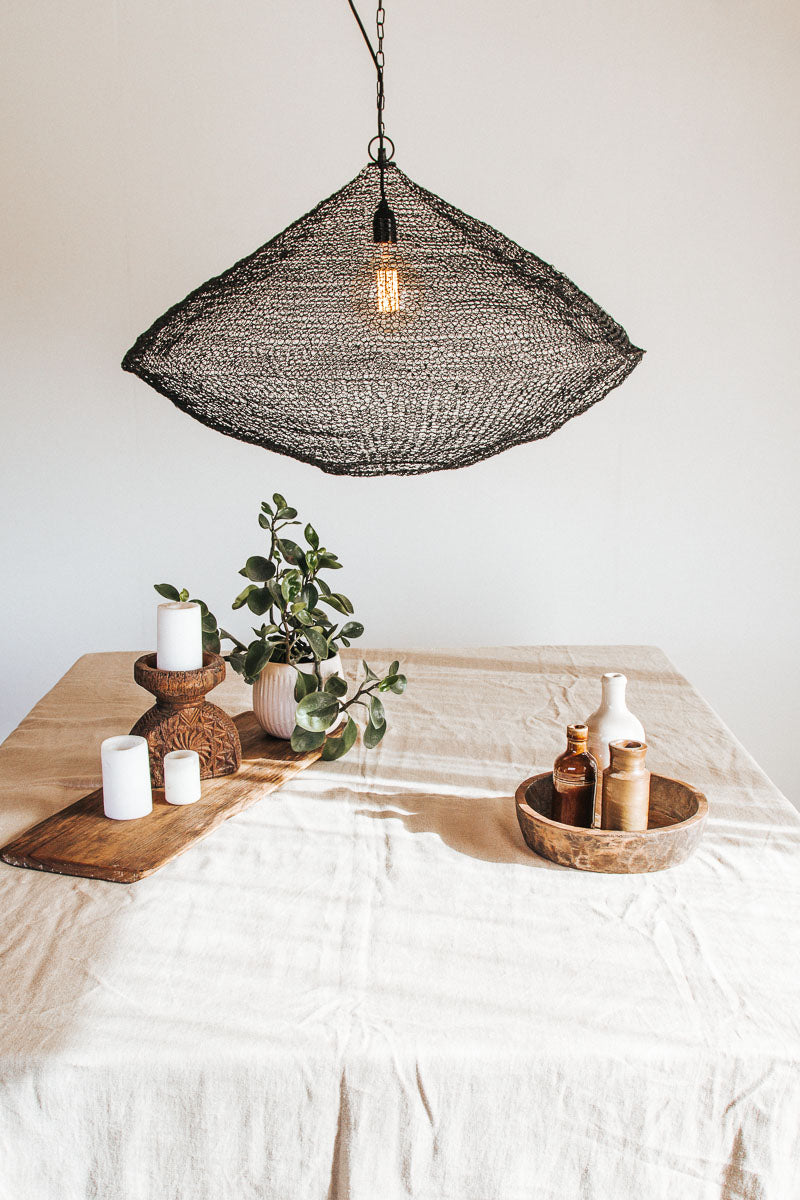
[515,772,707,874]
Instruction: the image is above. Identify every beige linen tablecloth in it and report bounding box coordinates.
[1,646,799,1200]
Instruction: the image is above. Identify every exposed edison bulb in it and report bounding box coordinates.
[372,197,400,315]
[376,255,400,314]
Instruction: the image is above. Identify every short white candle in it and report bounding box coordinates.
[101,735,153,820]
[156,601,203,671]
[164,749,202,806]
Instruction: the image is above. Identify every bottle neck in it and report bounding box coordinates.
[566,735,588,754]
[602,673,627,708]
[609,740,647,771]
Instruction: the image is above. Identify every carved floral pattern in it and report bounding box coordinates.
[131,701,241,786]
[129,655,242,786]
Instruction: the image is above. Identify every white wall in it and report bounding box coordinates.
[2,0,798,804]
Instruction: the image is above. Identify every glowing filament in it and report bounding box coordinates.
[377,267,399,314]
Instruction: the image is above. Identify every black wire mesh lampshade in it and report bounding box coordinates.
[122,162,643,476]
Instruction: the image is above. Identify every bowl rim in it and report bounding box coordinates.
[135,650,223,675]
[515,771,708,838]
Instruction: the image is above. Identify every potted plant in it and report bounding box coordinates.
[155,494,407,760]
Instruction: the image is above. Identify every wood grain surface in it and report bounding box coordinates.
[0,712,324,884]
[129,652,241,785]
[515,772,707,873]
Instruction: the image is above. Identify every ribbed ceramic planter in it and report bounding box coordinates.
[252,655,343,740]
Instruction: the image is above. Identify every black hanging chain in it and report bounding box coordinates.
[346,1,394,196]
[376,4,386,191]
[346,1,397,242]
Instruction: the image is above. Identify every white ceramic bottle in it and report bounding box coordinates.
[586,672,645,772]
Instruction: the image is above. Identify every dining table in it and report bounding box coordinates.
[1,645,798,1200]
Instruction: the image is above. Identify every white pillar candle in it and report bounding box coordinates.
[164,749,202,806]
[101,735,153,820]
[156,601,203,671]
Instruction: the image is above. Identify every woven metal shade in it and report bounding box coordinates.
[122,163,643,476]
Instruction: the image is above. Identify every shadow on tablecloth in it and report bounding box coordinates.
[357,792,563,868]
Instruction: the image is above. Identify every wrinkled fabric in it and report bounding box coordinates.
[0,646,798,1200]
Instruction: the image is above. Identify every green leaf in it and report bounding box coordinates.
[154,583,181,602]
[242,555,275,582]
[362,660,378,681]
[304,524,319,549]
[389,660,400,677]
[244,640,270,680]
[272,493,287,510]
[319,593,350,616]
[278,539,306,568]
[276,505,298,520]
[341,620,364,639]
[228,651,247,676]
[321,716,358,761]
[179,589,190,603]
[258,513,270,529]
[317,577,331,596]
[300,583,318,610]
[246,587,272,616]
[294,670,318,702]
[363,717,386,749]
[202,630,221,654]
[317,553,343,570]
[261,501,274,515]
[295,691,339,732]
[254,624,278,639]
[369,695,386,727]
[324,674,349,698]
[306,626,329,660]
[378,673,407,694]
[232,584,257,610]
[218,627,243,647]
[281,571,302,602]
[201,612,217,633]
[294,608,314,627]
[290,727,325,753]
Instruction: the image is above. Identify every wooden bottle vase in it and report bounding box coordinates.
[601,740,650,832]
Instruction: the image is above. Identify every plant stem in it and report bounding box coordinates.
[220,629,247,652]
[340,679,380,713]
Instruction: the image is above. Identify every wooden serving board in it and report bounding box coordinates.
[0,712,327,884]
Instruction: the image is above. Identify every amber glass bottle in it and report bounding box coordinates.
[552,723,597,828]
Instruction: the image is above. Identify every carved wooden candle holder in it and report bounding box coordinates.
[129,652,241,786]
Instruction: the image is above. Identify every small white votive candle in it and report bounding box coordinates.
[101,735,153,820]
[157,601,203,671]
[164,750,202,806]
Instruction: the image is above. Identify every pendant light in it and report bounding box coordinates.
[122,3,643,477]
